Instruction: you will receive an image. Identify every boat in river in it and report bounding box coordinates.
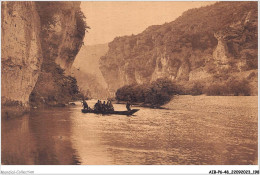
[81,109,140,115]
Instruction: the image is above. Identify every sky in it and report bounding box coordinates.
[80,1,216,46]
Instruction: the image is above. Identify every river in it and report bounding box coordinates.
[2,96,258,165]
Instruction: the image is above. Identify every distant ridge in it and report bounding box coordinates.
[100,1,257,95]
[72,43,109,98]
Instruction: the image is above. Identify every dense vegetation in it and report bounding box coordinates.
[116,78,178,106]
[30,63,82,107]
[172,71,255,96]
[205,79,251,96]
[36,2,89,34]
[75,10,90,38]
[116,74,254,106]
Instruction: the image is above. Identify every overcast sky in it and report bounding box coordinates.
[81,1,216,46]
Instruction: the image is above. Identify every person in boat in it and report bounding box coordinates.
[126,102,131,111]
[94,101,98,111]
[105,101,109,111]
[82,99,88,109]
[102,101,107,112]
[106,100,112,111]
[107,100,114,111]
[110,101,114,111]
[94,100,101,112]
[98,100,103,112]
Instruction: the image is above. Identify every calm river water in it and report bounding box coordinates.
[2,96,258,165]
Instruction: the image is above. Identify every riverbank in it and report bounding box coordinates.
[116,94,258,111]
[1,105,29,120]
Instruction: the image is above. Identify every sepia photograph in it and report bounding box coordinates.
[1,0,258,173]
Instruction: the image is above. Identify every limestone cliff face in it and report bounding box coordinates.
[30,2,86,107]
[2,1,86,115]
[1,2,43,106]
[100,2,257,93]
[35,2,84,72]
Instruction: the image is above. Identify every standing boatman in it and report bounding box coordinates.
[126,102,131,111]
[82,99,88,109]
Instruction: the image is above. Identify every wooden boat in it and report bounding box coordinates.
[81,109,139,115]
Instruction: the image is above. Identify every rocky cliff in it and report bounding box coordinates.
[30,2,87,107]
[100,2,258,94]
[1,2,43,115]
[1,2,87,117]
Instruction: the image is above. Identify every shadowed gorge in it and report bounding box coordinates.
[100,2,257,95]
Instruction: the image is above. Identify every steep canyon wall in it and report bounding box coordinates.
[30,2,86,107]
[1,2,42,108]
[1,1,86,117]
[100,2,258,94]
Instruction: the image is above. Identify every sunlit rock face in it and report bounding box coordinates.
[1,2,43,106]
[100,2,257,93]
[1,1,86,116]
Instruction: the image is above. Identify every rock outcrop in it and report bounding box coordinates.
[100,2,257,94]
[1,2,87,117]
[1,2,43,106]
[35,2,85,72]
[30,2,86,107]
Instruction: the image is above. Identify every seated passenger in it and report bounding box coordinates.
[108,101,114,111]
[102,101,107,112]
[94,100,101,112]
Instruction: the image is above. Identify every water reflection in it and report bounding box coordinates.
[2,108,80,165]
[2,97,258,165]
